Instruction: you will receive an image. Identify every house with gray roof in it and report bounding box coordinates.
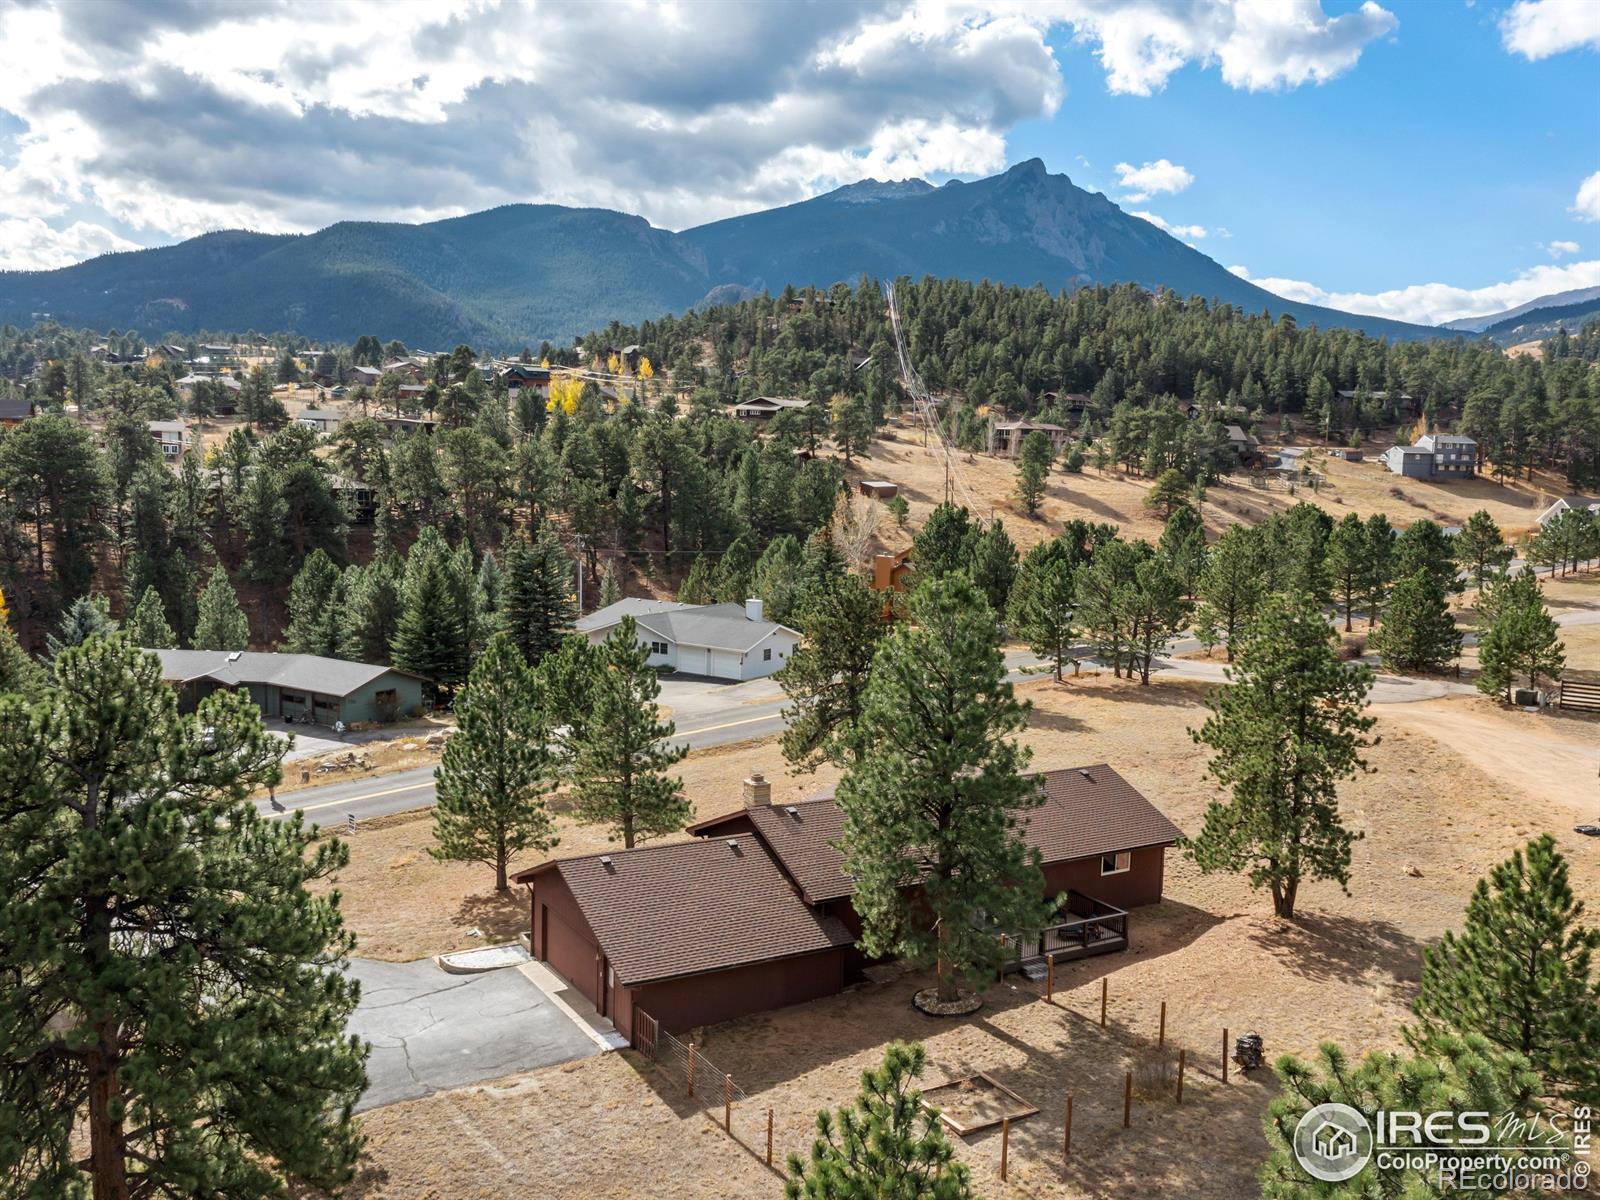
[1381,432,1477,479]
[576,597,801,681]
[149,649,429,725]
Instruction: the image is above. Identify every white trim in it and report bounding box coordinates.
[1100,850,1131,876]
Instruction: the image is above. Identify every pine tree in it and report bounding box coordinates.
[1476,571,1565,699]
[1394,519,1463,597]
[1188,591,1375,919]
[837,574,1051,1005]
[1015,429,1052,516]
[1157,505,1207,596]
[191,565,251,650]
[1143,467,1193,519]
[126,586,176,649]
[1125,551,1189,685]
[0,588,42,698]
[910,503,977,585]
[596,561,622,609]
[967,518,1017,616]
[1371,568,1460,673]
[1008,553,1076,680]
[677,552,715,604]
[1360,512,1395,629]
[785,1042,974,1200]
[1453,509,1512,589]
[569,616,688,848]
[753,534,806,625]
[1194,524,1268,661]
[44,593,117,658]
[500,527,575,667]
[281,548,342,655]
[778,575,890,772]
[392,535,467,690]
[431,633,558,891]
[0,636,365,1196]
[1408,836,1600,1104]
[338,559,402,665]
[1325,511,1367,632]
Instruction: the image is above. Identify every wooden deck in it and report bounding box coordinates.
[1002,891,1129,971]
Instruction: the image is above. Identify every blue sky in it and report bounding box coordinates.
[0,0,1596,325]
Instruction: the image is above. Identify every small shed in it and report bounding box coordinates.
[859,480,898,499]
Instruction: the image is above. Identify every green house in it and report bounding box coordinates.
[149,649,430,726]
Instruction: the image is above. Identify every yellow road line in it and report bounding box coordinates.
[673,711,782,737]
[267,777,435,818]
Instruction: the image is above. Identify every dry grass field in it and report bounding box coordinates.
[330,655,1600,1200]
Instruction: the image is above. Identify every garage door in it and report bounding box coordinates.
[542,903,600,1010]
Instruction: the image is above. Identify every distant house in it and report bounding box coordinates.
[1536,497,1600,527]
[871,549,912,595]
[0,397,33,426]
[378,414,436,437]
[730,396,810,421]
[149,649,429,725]
[147,420,189,458]
[329,474,378,524]
[500,365,551,394]
[296,408,344,434]
[577,597,800,682]
[1225,424,1261,462]
[1381,433,1476,479]
[396,383,431,409]
[858,480,898,499]
[989,418,1068,458]
[382,359,425,382]
[1337,388,1417,416]
[514,763,1183,1038]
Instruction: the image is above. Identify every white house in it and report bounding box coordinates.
[576,597,801,682]
[1536,496,1600,527]
[147,420,189,458]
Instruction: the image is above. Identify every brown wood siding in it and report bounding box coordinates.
[1041,846,1167,909]
[634,948,848,1035]
[530,874,605,1010]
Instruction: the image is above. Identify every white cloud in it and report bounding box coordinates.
[1227,259,1600,326]
[1572,171,1600,222]
[1501,0,1600,59]
[1546,239,1581,257]
[1050,0,1397,96]
[0,217,140,270]
[1130,210,1207,238]
[1114,157,1193,201]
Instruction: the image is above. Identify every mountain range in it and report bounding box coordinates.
[0,160,1448,347]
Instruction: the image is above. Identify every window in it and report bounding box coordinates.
[763,648,772,662]
[280,692,306,705]
[1101,851,1131,876]
[374,688,397,706]
[649,640,669,656]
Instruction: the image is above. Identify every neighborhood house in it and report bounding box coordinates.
[1380,433,1477,479]
[988,418,1068,458]
[147,420,189,458]
[576,597,801,682]
[149,649,429,725]
[729,396,811,421]
[515,765,1183,1036]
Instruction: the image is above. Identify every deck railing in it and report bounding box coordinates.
[1003,891,1128,966]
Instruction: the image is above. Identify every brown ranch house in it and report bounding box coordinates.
[513,764,1182,1039]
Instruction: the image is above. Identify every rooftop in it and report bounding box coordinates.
[149,648,428,696]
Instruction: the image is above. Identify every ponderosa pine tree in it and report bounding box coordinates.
[785,1041,974,1200]
[1125,550,1189,685]
[1015,429,1052,516]
[596,560,622,609]
[1476,571,1565,700]
[1360,512,1395,629]
[1453,509,1513,589]
[1371,568,1460,673]
[1395,519,1464,598]
[1325,511,1367,632]
[1188,591,1375,919]
[836,574,1052,1007]
[126,585,176,648]
[778,574,890,772]
[1157,505,1207,597]
[500,527,575,666]
[0,588,42,699]
[391,537,466,689]
[431,633,558,891]
[968,518,1018,617]
[281,547,342,655]
[0,636,366,1197]
[1009,552,1077,680]
[1194,524,1269,661]
[569,616,688,848]
[1407,835,1600,1104]
[191,565,250,650]
[910,503,978,586]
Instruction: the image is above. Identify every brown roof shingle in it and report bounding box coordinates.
[697,765,1182,903]
[516,836,853,987]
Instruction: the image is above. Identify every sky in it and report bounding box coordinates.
[0,0,1597,327]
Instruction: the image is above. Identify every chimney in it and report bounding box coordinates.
[743,772,772,808]
[745,596,763,623]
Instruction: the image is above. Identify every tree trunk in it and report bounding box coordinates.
[622,815,635,851]
[88,1026,129,1200]
[936,922,958,1004]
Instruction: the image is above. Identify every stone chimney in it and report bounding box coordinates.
[745,596,764,623]
[742,772,772,807]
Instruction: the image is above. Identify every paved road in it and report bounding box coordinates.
[265,605,1594,826]
[346,958,596,1111]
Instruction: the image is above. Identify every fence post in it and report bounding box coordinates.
[1123,1070,1132,1128]
[1222,1028,1229,1085]
[1159,1000,1166,1049]
[1177,1050,1186,1104]
[1100,977,1108,1028]
[724,1074,732,1132]
[1047,955,1054,1002]
[1064,1095,1072,1162]
[688,1042,696,1097]
[767,1108,774,1167]
[1000,1116,1010,1182]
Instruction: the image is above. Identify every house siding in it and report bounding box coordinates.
[630,948,848,1035]
[1040,844,1167,909]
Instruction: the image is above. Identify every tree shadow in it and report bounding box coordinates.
[452,887,527,945]
[1252,909,1424,989]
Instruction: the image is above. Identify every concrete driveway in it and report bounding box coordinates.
[346,957,597,1111]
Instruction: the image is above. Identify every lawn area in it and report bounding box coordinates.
[330,667,1600,1199]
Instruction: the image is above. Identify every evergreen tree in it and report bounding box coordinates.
[569,617,688,848]
[837,574,1051,1005]
[1015,429,1052,516]
[910,503,977,586]
[1453,509,1512,589]
[431,633,558,891]
[45,593,117,658]
[392,537,467,690]
[1075,537,1143,678]
[281,548,342,655]
[338,559,401,665]
[0,588,42,698]
[1371,569,1460,673]
[1008,553,1076,680]
[0,637,365,1197]
[785,1042,974,1200]
[1476,571,1565,699]
[1325,511,1367,632]
[677,553,715,604]
[477,549,504,631]
[967,518,1017,617]
[1394,519,1463,597]
[778,575,890,772]
[1157,505,1207,596]
[126,585,176,649]
[1360,513,1395,629]
[596,561,622,609]
[192,565,251,651]
[500,528,576,667]
[1125,551,1190,685]
[1194,524,1268,661]
[1188,592,1375,919]
[1408,835,1600,1104]
[753,534,806,625]
[1143,467,1193,519]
